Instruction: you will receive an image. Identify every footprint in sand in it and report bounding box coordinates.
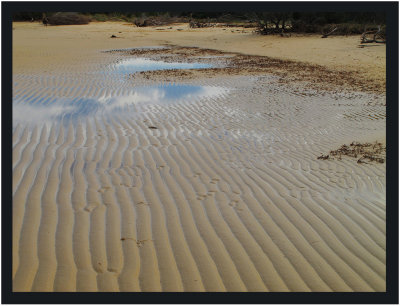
[207,190,217,196]
[229,200,243,211]
[119,182,134,188]
[229,200,238,208]
[98,186,112,193]
[84,206,94,213]
[94,261,105,273]
[196,194,207,200]
[121,238,153,248]
[84,202,100,212]
[210,178,220,184]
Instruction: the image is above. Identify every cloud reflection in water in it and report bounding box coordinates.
[113,58,212,74]
[13,84,228,125]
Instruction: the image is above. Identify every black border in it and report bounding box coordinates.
[2,2,398,304]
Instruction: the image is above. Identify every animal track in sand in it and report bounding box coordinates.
[95,262,105,273]
[98,186,112,193]
[119,183,134,188]
[120,237,153,248]
[83,202,101,212]
[228,200,244,211]
[210,178,220,184]
[83,206,94,213]
[207,190,217,197]
[196,194,208,200]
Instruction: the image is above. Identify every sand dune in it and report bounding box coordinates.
[12,22,385,292]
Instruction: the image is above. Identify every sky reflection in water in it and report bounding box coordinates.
[14,56,222,125]
[113,58,212,74]
[13,84,228,124]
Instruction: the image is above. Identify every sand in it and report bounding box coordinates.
[12,22,385,292]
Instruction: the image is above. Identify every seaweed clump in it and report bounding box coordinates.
[318,141,385,164]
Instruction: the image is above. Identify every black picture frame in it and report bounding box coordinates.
[2,2,398,304]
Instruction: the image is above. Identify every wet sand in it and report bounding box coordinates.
[12,22,385,292]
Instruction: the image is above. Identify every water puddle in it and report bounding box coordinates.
[112,58,212,74]
[13,49,229,126]
[106,46,169,52]
[13,84,229,125]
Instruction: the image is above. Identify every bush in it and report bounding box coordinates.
[48,12,90,25]
[133,15,181,27]
[290,21,385,36]
[90,13,108,22]
[291,20,320,33]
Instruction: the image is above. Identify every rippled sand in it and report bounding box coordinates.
[12,22,386,292]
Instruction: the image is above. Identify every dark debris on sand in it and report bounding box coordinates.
[318,141,385,164]
[107,45,385,94]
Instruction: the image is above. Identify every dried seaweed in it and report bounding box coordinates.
[319,141,385,164]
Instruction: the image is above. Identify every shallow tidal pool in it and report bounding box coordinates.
[13,84,229,124]
[112,58,213,74]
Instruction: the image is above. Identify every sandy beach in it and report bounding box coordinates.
[12,21,386,292]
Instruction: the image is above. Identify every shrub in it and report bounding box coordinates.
[291,20,320,33]
[291,21,385,36]
[133,15,181,27]
[90,13,108,22]
[48,12,90,25]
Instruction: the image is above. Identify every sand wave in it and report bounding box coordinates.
[12,48,385,292]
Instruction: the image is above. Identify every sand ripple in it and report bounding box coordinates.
[12,51,385,292]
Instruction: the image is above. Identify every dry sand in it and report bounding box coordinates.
[12,22,385,292]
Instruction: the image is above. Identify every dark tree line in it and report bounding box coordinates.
[13,11,385,35]
[14,11,385,21]
[248,12,385,34]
